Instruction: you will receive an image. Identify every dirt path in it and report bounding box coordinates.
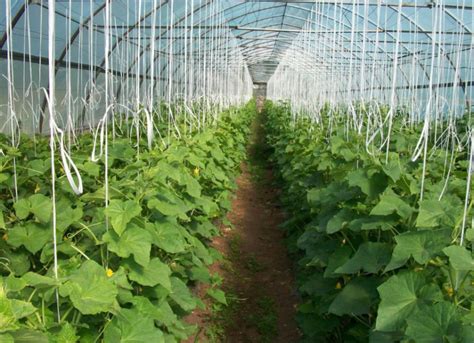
[221,163,300,342]
[185,115,300,342]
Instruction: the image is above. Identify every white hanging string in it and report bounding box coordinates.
[460,130,474,245]
[147,0,157,149]
[3,0,253,159]
[267,1,470,191]
[103,0,111,264]
[5,0,19,202]
[411,1,441,201]
[383,0,402,161]
[46,0,61,323]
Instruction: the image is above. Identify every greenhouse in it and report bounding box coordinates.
[0,0,473,341]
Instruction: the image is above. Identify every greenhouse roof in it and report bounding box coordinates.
[221,0,473,82]
[0,1,472,133]
[2,1,472,83]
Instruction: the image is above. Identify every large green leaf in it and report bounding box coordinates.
[207,288,227,305]
[405,302,463,343]
[183,174,202,198]
[2,250,30,276]
[126,258,171,289]
[59,260,118,315]
[7,223,50,253]
[349,216,397,232]
[346,168,387,198]
[328,277,379,316]
[0,288,19,333]
[0,213,5,229]
[169,277,197,312]
[78,161,100,177]
[147,190,189,219]
[10,300,36,320]
[13,199,29,220]
[13,194,52,223]
[376,272,443,331]
[443,245,474,271]
[193,196,219,217]
[22,272,57,288]
[299,274,337,297]
[104,200,141,236]
[382,156,402,183]
[145,220,187,254]
[27,159,50,177]
[55,200,83,233]
[187,266,211,284]
[9,329,48,343]
[326,208,353,234]
[188,236,214,265]
[103,308,165,343]
[416,196,462,228]
[103,226,152,266]
[190,220,218,239]
[108,141,136,163]
[0,333,13,343]
[0,288,37,333]
[370,190,413,220]
[52,322,79,343]
[130,296,178,327]
[385,229,451,272]
[323,245,352,278]
[28,194,52,223]
[335,242,391,274]
[308,182,357,207]
[3,275,26,293]
[0,173,9,184]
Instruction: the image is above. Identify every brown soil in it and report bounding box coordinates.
[184,116,300,342]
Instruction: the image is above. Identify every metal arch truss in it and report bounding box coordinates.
[1,1,473,122]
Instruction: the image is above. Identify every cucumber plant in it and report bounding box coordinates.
[0,102,255,342]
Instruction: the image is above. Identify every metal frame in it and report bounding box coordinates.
[1,0,472,115]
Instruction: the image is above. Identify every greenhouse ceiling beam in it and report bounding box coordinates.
[271,2,289,65]
[141,35,472,48]
[220,1,311,77]
[248,1,473,10]
[0,0,34,49]
[236,1,468,83]
[197,8,470,67]
[233,2,462,59]
[445,8,472,34]
[31,1,159,55]
[238,39,456,59]
[200,2,382,79]
[305,0,435,93]
[383,3,469,102]
[237,38,468,77]
[35,0,171,132]
[343,80,474,93]
[136,1,245,95]
[233,27,473,35]
[79,0,175,129]
[114,0,217,107]
[224,1,472,80]
[334,2,418,86]
[165,4,469,80]
[0,49,162,81]
[233,7,386,57]
[233,36,472,46]
[233,13,389,81]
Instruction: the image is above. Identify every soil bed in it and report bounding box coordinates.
[185,113,300,342]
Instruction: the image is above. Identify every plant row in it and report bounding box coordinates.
[0,102,255,342]
[264,101,474,342]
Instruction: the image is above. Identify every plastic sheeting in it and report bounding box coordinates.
[1,1,472,133]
